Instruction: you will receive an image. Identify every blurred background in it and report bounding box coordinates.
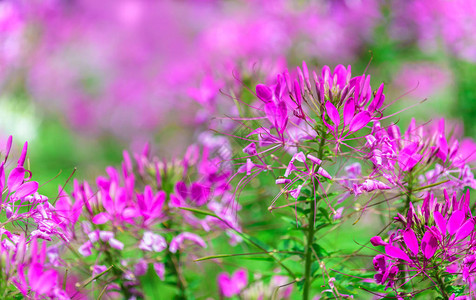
[1,0,475,196]
[1,1,475,297]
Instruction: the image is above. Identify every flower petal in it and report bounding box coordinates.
[7,167,26,193]
[455,220,474,241]
[325,101,340,128]
[256,84,273,103]
[343,99,355,127]
[403,229,419,256]
[370,236,387,247]
[92,212,110,225]
[421,231,438,259]
[348,111,371,133]
[433,211,447,237]
[385,245,411,262]
[448,210,465,235]
[12,181,39,200]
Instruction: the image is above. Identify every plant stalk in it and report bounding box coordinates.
[435,272,449,300]
[302,195,316,300]
[303,131,327,300]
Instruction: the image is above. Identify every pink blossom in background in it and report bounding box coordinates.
[2,0,382,145]
[0,0,24,87]
[296,0,381,63]
[393,63,452,99]
[391,0,476,62]
[218,268,248,298]
[27,0,210,141]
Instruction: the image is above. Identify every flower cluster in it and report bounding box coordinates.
[61,141,241,298]
[0,134,242,298]
[0,136,70,298]
[1,47,476,299]
[225,62,476,299]
[372,189,476,298]
[365,119,476,194]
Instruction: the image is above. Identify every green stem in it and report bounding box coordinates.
[179,206,297,278]
[403,172,414,212]
[79,266,113,289]
[103,250,132,299]
[166,250,187,300]
[303,131,327,300]
[302,195,316,300]
[435,273,449,300]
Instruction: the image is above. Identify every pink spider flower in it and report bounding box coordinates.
[217,268,248,298]
[365,118,476,193]
[372,189,476,296]
[12,238,68,299]
[169,232,207,253]
[277,152,332,200]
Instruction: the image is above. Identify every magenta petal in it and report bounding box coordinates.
[256,84,273,103]
[169,232,206,253]
[306,154,322,165]
[325,101,340,128]
[403,229,419,256]
[7,167,26,193]
[154,262,165,281]
[421,231,438,259]
[232,269,248,291]
[433,211,447,236]
[292,152,306,163]
[368,83,385,112]
[463,189,471,215]
[218,273,236,297]
[175,181,188,200]
[455,220,474,241]
[448,210,465,235]
[155,190,166,208]
[35,270,57,294]
[275,101,288,133]
[348,111,371,133]
[370,236,387,246]
[293,80,302,106]
[343,99,355,127]
[92,212,110,225]
[289,185,302,200]
[436,134,448,162]
[169,194,184,208]
[385,245,411,262]
[4,135,12,162]
[122,208,137,219]
[0,162,5,192]
[322,113,335,132]
[13,265,27,296]
[17,142,28,167]
[13,181,38,200]
[109,238,124,250]
[317,168,332,180]
[190,183,209,206]
[27,263,43,287]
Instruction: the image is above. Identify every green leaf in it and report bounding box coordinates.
[311,243,329,259]
[280,216,303,228]
[311,261,320,277]
[317,207,332,222]
[176,207,219,219]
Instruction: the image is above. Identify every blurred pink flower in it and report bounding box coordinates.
[217,268,248,298]
[394,63,452,99]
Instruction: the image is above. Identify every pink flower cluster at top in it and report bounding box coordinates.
[392,0,476,62]
[372,190,476,299]
[0,0,382,143]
